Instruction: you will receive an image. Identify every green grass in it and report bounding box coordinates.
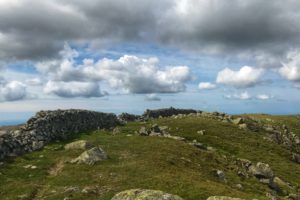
[0,115,299,200]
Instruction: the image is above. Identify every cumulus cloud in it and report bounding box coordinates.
[44,81,104,98]
[279,50,300,82]
[224,91,251,100]
[0,79,27,101]
[216,66,264,88]
[37,44,191,94]
[145,93,161,101]
[198,82,216,90]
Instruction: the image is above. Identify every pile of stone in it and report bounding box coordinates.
[0,109,120,161]
[235,159,294,196]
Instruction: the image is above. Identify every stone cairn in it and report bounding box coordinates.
[0,109,120,160]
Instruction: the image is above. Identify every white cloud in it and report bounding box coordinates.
[225,91,251,100]
[44,81,104,98]
[0,79,27,101]
[279,49,300,82]
[145,93,161,101]
[256,94,271,100]
[198,82,216,90]
[37,44,191,94]
[216,66,264,88]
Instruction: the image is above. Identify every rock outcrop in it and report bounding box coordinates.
[70,147,107,165]
[0,109,119,160]
[111,189,184,200]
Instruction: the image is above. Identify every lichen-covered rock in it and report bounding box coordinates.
[64,140,94,150]
[207,196,244,200]
[70,147,107,165]
[248,162,274,179]
[111,189,184,200]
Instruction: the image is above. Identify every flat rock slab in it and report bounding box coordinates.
[64,140,94,150]
[111,189,184,200]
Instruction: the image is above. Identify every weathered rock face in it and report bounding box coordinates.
[111,189,184,200]
[143,107,198,119]
[0,109,119,161]
[70,147,107,165]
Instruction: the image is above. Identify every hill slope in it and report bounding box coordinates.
[0,113,299,200]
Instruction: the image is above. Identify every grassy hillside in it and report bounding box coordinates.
[0,114,299,200]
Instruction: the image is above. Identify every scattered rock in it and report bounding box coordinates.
[23,164,37,169]
[138,127,149,136]
[197,130,206,135]
[111,189,184,200]
[70,147,107,165]
[207,196,245,200]
[189,140,207,150]
[291,153,300,164]
[269,177,290,195]
[248,162,274,179]
[64,186,80,193]
[235,184,243,190]
[232,118,244,125]
[238,124,248,130]
[81,186,98,194]
[215,170,226,182]
[164,134,185,141]
[112,127,121,135]
[64,140,94,150]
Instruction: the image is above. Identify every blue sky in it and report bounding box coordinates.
[1,0,300,124]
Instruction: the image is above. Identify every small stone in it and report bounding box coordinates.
[239,124,248,130]
[138,127,149,136]
[215,170,226,182]
[197,130,206,135]
[235,184,243,190]
[64,186,80,193]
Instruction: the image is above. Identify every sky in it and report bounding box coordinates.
[1,0,300,124]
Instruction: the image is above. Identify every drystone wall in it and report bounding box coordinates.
[0,109,119,160]
[142,107,199,119]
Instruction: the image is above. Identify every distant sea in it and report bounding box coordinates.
[0,119,27,127]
